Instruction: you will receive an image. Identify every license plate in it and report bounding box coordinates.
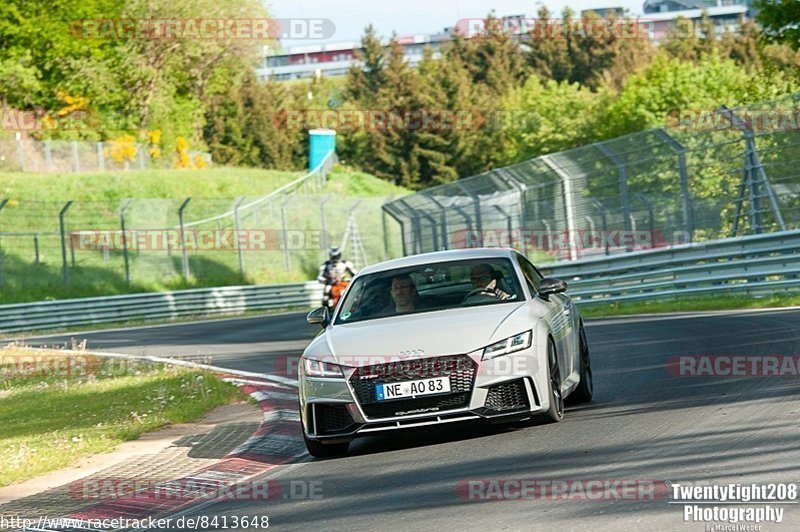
[376,377,451,401]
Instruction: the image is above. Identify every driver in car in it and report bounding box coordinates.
[384,274,419,314]
[468,264,511,301]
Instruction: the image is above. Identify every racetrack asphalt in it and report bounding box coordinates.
[15,308,800,531]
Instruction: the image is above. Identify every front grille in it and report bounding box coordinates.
[482,379,530,415]
[350,355,477,418]
[314,404,356,435]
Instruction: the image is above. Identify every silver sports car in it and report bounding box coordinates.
[299,248,593,457]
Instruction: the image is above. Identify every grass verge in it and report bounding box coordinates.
[0,347,247,488]
[579,293,800,319]
[0,167,302,201]
[0,163,410,304]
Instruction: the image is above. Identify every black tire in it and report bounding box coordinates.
[540,338,565,423]
[568,325,594,404]
[303,432,350,458]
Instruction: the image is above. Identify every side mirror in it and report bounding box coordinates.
[306,307,330,328]
[538,278,567,301]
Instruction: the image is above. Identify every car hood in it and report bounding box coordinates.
[311,303,529,367]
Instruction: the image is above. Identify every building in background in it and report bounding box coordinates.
[256,33,450,81]
[258,2,755,82]
[644,0,751,13]
[643,0,751,41]
[581,7,627,18]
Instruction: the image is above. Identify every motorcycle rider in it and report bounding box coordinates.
[318,247,357,310]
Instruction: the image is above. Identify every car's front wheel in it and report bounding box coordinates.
[568,324,593,404]
[303,432,350,458]
[540,338,565,423]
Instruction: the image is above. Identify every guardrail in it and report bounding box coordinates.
[544,230,800,305]
[0,282,323,334]
[3,230,799,333]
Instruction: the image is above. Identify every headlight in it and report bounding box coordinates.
[482,331,532,360]
[303,358,344,378]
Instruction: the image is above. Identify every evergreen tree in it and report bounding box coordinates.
[344,25,386,105]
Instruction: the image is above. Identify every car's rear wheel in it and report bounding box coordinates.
[303,432,350,458]
[568,325,593,404]
[540,338,564,423]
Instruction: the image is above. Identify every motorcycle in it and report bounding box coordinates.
[324,279,350,311]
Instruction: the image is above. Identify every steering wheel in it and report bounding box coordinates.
[462,288,496,304]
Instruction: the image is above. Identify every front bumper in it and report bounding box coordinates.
[299,349,548,441]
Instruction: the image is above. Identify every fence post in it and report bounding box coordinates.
[542,155,579,261]
[655,128,695,243]
[498,174,529,256]
[423,193,449,251]
[540,218,553,254]
[97,142,105,172]
[584,216,596,248]
[319,194,332,254]
[178,198,192,280]
[597,144,632,251]
[635,193,655,248]
[409,206,439,251]
[590,198,610,256]
[280,194,291,271]
[17,138,25,171]
[494,205,514,249]
[234,197,246,277]
[120,199,133,286]
[382,195,394,260]
[382,202,407,257]
[454,182,483,237]
[45,141,53,172]
[0,199,8,287]
[59,201,74,286]
[71,141,80,173]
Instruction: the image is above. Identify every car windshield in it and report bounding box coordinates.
[335,258,524,324]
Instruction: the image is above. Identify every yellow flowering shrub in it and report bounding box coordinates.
[175,136,191,168]
[147,130,162,160]
[107,134,138,163]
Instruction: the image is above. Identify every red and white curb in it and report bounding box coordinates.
[14,350,306,532]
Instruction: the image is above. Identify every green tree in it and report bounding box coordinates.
[660,14,716,63]
[343,25,386,105]
[498,78,607,164]
[601,53,753,138]
[526,7,654,91]
[756,0,800,50]
[465,13,527,94]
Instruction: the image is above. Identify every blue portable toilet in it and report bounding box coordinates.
[309,129,336,170]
